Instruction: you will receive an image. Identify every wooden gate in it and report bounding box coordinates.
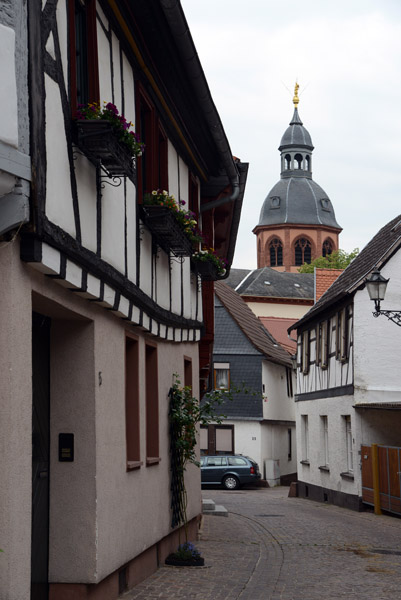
[361,445,401,515]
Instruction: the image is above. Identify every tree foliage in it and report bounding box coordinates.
[298,248,359,273]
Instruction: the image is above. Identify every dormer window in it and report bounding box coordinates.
[320,198,331,211]
[270,196,280,209]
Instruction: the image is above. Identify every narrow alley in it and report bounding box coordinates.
[124,487,401,600]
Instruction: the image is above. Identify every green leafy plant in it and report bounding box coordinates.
[192,247,227,275]
[298,248,359,273]
[144,190,203,244]
[75,101,145,157]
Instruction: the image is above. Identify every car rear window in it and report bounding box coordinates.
[228,457,247,466]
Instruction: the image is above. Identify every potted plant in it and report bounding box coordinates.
[141,190,202,256]
[191,247,227,280]
[73,101,144,181]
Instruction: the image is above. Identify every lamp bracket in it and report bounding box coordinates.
[373,309,401,327]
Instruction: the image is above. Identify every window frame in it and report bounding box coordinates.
[145,342,160,466]
[125,334,141,470]
[301,330,310,374]
[345,415,353,472]
[213,362,230,390]
[336,307,348,362]
[317,320,329,369]
[68,0,99,116]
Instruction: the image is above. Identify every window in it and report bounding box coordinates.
[344,416,353,472]
[228,456,247,466]
[189,175,200,224]
[322,239,333,257]
[317,320,329,369]
[301,415,309,462]
[295,238,312,266]
[145,343,159,464]
[285,154,291,169]
[207,456,227,467]
[214,363,230,390]
[125,335,140,469]
[184,357,192,390]
[294,153,303,169]
[286,367,293,397]
[269,238,283,267]
[320,416,329,467]
[215,426,233,454]
[336,307,348,362]
[301,330,310,374]
[136,84,168,199]
[270,196,281,209]
[200,426,208,455]
[288,428,292,461]
[68,0,99,115]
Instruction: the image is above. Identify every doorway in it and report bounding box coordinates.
[31,312,51,600]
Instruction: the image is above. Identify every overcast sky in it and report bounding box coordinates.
[181,0,401,269]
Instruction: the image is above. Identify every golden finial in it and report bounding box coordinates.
[293,82,300,108]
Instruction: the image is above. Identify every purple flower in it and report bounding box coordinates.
[105,102,119,115]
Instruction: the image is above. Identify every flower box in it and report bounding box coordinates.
[140,205,193,257]
[73,120,136,182]
[191,259,222,281]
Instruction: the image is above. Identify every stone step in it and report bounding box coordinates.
[202,499,228,517]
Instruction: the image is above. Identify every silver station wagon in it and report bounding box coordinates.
[200,454,261,490]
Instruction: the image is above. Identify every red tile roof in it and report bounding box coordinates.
[258,317,297,354]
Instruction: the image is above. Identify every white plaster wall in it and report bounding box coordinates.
[182,258,192,319]
[0,242,32,600]
[111,32,122,110]
[56,2,68,98]
[246,301,311,319]
[168,141,179,198]
[225,420,263,467]
[295,397,360,496]
[139,228,152,297]
[179,157,189,203]
[354,249,401,399]
[75,155,97,253]
[170,259,182,315]
[101,182,125,273]
[97,21,112,103]
[126,179,137,282]
[122,52,136,132]
[45,75,76,237]
[155,250,170,310]
[262,360,295,421]
[0,24,18,148]
[261,423,297,477]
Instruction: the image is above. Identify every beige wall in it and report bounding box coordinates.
[0,240,202,594]
[245,300,311,319]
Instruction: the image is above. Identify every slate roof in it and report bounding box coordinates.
[227,267,314,300]
[214,281,292,367]
[224,268,251,290]
[258,177,341,229]
[289,214,401,332]
[279,108,313,149]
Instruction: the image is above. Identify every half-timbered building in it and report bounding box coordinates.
[289,215,401,512]
[0,2,247,598]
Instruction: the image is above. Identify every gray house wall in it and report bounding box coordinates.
[214,298,263,419]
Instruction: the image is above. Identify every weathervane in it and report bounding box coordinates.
[293,82,300,108]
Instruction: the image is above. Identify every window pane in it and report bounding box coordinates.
[215,368,229,390]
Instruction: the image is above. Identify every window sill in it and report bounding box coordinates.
[146,457,161,466]
[318,465,330,472]
[340,471,354,481]
[300,459,310,466]
[126,461,143,471]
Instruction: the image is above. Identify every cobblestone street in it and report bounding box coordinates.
[123,487,401,599]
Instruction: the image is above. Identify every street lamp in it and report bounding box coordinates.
[366,269,401,326]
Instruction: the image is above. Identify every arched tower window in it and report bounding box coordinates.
[306,155,310,170]
[294,153,303,169]
[269,238,283,267]
[285,154,291,170]
[295,238,312,266]
[322,239,333,257]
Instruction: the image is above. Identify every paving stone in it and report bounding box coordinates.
[121,487,401,599]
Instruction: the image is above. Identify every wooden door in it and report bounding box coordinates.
[31,313,51,600]
[362,444,401,515]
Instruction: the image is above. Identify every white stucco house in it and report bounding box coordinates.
[289,215,401,512]
[0,2,247,599]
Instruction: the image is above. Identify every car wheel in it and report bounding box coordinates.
[223,475,239,490]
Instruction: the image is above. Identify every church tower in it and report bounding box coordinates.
[253,85,342,272]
